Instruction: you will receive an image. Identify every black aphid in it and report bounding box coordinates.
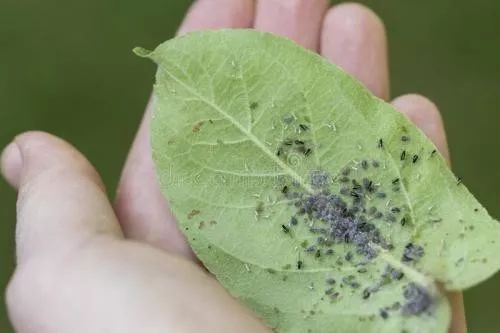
[357,268,368,274]
[276,148,283,157]
[325,249,335,255]
[412,154,419,163]
[401,135,410,142]
[282,185,289,194]
[391,207,401,214]
[299,124,309,131]
[304,148,312,156]
[326,278,336,285]
[315,250,321,258]
[362,289,371,299]
[402,283,432,316]
[380,309,389,319]
[306,246,316,253]
[402,243,425,263]
[401,150,407,161]
[361,160,369,170]
[283,139,293,146]
[457,176,462,185]
[378,138,384,149]
[295,140,305,145]
[297,260,303,269]
[400,217,407,226]
[392,178,400,185]
[363,178,375,192]
[281,225,290,233]
[431,149,437,157]
[290,216,298,226]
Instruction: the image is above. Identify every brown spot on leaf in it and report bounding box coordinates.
[188,209,201,219]
[192,121,205,133]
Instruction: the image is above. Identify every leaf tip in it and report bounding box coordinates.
[133,47,153,58]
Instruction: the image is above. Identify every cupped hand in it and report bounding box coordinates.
[2,1,466,332]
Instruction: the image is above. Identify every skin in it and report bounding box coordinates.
[1,1,466,332]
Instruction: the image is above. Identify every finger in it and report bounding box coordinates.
[391,95,465,333]
[321,3,389,100]
[392,94,450,162]
[254,0,329,50]
[115,1,255,258]
[0,131,123,265]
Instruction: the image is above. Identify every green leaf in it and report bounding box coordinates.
[141,30,500,333]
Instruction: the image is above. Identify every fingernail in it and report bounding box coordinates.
[1,141,23,188]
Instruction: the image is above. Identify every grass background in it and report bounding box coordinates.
[1,0,499,331]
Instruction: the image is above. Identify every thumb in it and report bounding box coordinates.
[0,131,123,265]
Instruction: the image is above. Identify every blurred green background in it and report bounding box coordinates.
[1,0,498,332]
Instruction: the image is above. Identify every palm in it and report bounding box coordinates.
[3,1,464,332]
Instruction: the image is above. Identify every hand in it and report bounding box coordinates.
[2,1,466,332]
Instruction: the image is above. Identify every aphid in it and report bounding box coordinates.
[372,160,380,168]
[431,149,437,157]
[401,135,410,142]
[282,225,290,233]
[208,119,214,124]
[315,249,321,258]
[304,148,312,156]
[391,207,401,214]
[282,185,289,194]
[283,139,293,146]
[378,138,384,149]
[250,101,259,110]
[290,216,298,226]
[392,178,400,185]
[299,124,309,131]
[400,150,407,161]
[326,278,336,285]
[361,160,369,170]
[276,148,283,157]
[325,249,335,255]
[295,140,305,145]
[380,309,389,319]
[350,190,361,198]
[357,268,368,274]
[412,154,419,163]
[306,246,316,253]
[457,176,462,185]
[363,178,375,192]
[376,192,387,199]
[401,217,407,226]
[362,289,371,299]
[297,260,303,269]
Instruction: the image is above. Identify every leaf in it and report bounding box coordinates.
[138,30,500,333]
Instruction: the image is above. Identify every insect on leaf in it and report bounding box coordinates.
[136,30,500,333]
